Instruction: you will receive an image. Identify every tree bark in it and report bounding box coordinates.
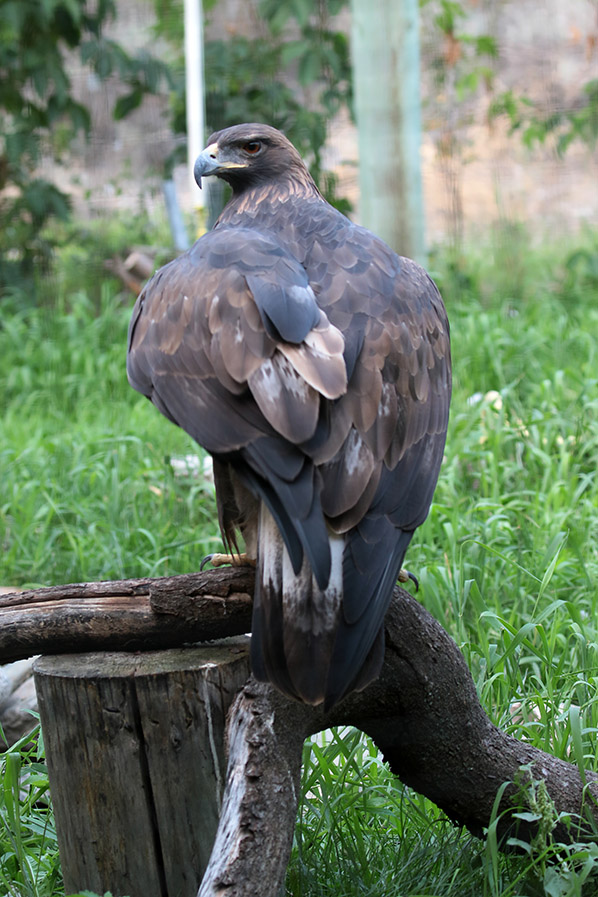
[34,642,251,897]
[3,568,597,896]
[198,682,307,897]
[0,569,253,663]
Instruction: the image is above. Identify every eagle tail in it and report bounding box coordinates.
[250,506,342,705]
[322,527,413,710]
[250,506,411,709]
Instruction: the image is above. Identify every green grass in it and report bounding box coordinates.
[1,288,219,586]
[0,723,60,897]
[2,228,598,895]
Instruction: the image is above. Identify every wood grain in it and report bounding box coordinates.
[34,641,250,897]
[0,569,254,663]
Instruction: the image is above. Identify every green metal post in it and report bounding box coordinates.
[350,0,427,265]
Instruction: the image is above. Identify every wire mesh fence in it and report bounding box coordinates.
[40,0,598,248]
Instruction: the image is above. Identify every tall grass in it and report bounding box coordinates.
[2,229,598,895]
[0,723,60,897]
[1,289,218,586]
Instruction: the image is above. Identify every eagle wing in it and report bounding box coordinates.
[127,225,347,580]
[127,213,450,710]
[277,210,451,705]
[127,226,347,448]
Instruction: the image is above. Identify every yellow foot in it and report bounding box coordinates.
[398,568,419,591]
[200,552,257,571]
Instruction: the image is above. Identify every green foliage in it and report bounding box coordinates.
[167,35,330,179]
[422,0,499,100]
[419,0,501,244]
[154,0,352,210]
[46,209,173,309]
[0,0,172,293]
[258,0,351,114]
[490,80,598,156]
[420,0,596,247]
[291,728,483,896]
[0,287,217,586]
[0,723,60,896]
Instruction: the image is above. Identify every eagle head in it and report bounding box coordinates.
[193,123,312,193]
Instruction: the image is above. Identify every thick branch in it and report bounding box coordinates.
[196,586,598,896]
[0,570,253,663]
[198,684,308,897]
[335,596,598,846]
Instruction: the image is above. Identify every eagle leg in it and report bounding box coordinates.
[398,568,419,592]
[200,552,257,571]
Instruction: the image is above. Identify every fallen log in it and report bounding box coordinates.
[0,569,254,663]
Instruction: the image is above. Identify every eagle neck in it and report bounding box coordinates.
[215,177,325,229]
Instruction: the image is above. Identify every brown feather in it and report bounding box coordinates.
[247,353,321,444]
[277,315,346,400]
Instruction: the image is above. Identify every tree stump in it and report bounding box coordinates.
[33,640,250,897]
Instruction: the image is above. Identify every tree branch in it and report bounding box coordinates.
[337,596,598,846]
[198,683,309,897]
[196,590,598,895]
[0,569,254,663]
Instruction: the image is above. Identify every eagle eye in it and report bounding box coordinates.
[242,140,262,155]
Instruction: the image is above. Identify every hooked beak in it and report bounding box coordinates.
[193,143,221,189]
[193,142,247,189]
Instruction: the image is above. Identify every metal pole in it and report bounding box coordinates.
[184,0,205,208]
[162,180,190,251]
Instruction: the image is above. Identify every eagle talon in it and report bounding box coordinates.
[398,568,419,592]
[200,553,215,572]
[200,552,256,571]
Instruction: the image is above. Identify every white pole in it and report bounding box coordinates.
[184,0,205,206]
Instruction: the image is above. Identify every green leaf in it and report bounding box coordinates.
[291,0,312,27]
[58,0,84,28]
[281,39,310,66]
[537,533,567,601]
[298,47,323,86]
[113,89,143,120]
[544,867,575,897]
[512,810,542,823]
[569,704,586,785]
[473,34,499,58]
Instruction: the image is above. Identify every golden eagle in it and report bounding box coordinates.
[127,123,451,710]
